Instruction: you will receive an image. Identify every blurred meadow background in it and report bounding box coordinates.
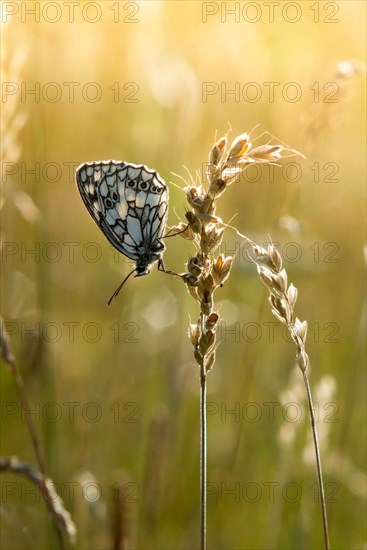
[1,1,366,549]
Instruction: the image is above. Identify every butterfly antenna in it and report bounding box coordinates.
[108,268,137,306]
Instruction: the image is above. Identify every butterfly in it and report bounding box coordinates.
[76,160,170,304]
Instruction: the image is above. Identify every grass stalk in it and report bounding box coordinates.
[251,243,330,549]
[200,360,207,550]
[171,131,298,548]
[303,371,330,550]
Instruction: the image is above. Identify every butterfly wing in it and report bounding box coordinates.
[76,161,168,263]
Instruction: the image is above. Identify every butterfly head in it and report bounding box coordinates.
[135,244,165,277]
[135,265,151,277]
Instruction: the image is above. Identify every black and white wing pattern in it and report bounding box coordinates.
[76,161,168,276]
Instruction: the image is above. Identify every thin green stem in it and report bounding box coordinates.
[200,363,207,550]
[302,371,330,550]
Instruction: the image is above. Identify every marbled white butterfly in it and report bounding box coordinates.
[76,160,169,303]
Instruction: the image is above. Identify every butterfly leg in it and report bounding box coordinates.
[162,224,190,239]
[158,259,181,278]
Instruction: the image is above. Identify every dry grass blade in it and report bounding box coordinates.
[0,457,76,544]
[171,131,302,550]
[250,243,330,550]
[0,319,76,547]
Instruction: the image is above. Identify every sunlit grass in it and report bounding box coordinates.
[1,2,366,549]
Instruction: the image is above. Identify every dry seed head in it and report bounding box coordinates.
[250,144,283,162]
[221,165,243,183]
[200,291,213,316]
[182,273,199,287]
[194,252,207,269]
[268,245,283,273]
[205,350,216,373]
[212,254,233,286]
[198,330,216,355]
[198,252,211,271]
[296,350,309,372]
[269,294,292,324]
[171,222,196,240]
[265,268,287,295]
[287,283,298,306]
[186,186,200,200]
[185,186,206,211]
[271,307,287,325]
[295,318,308,344]
[207,163,221,183]
[185,186,214,215]
[253,244,282,273]
[201,196,215,215]
[187,284,200,301]
[187,256,203,277]
[200,273,215,294]
[225,155,253,170]
[189,323,201,347]
[228,132,251,159]
[207,178,227,199]
[253,245,270,264]
[201,225,224,255]
[185,211,202,233]
[258,265,275,291]
[194,349,204,367]
[207,138,227,183]
[277,268,288,293]
[214,253,225,270]
[196,283,205,301]
[205,312,219,331]
[194,211,221,224]
[209,136,227,166]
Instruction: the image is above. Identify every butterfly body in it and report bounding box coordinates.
[76,160,168,278]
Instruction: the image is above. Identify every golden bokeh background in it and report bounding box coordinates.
[1,1,366,549]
